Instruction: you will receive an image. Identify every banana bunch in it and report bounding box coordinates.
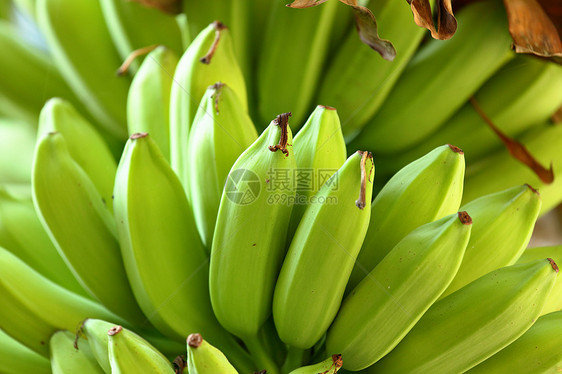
[0,0,562,372]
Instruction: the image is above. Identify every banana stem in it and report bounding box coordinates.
[281,346,307,373]
[243,334,281,374]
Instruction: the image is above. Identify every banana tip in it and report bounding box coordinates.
[130,132,148,140]
[548,258,559,272]
[458,211,472,225]
[318,104,337,111]
[447,144,464,154]
[187,333,203,348]
[332,354,343,368]
[107,326,123,336]
[525,184,540,195]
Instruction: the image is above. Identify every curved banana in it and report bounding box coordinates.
[127,45,179,160]
[326,212,472,371]
[36,0,130,140]
[368,259,558,373]
[170,20,247,191]
[0,328,51,374]
[273,151,374,349]
[352,0,513,154]
[347,144,465,292]
[187,82,258,247]
[50,330,105,374]
[287,105,347,239]
[0,246,124,356]
[289,354,343,374]
[32,131,145,324]
[440,184,541,298]
[186,333,238,374]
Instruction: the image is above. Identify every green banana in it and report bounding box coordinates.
[287,105,347,239]
[170,20,247,191]
[289,354,343,374]
[0,328,51,374]
[38,98,117,212]
[273,151,374,349]
[517,245,562,315]
[100,0,183,73]
[80,318,119,373]
[467,311,562,373]
[36,0,130,140]
[187,82,258,247]
[352,0,513,154]
[113,132,254,371]
[50,330,105,374]
[368,259,559,373]
[317,0,425,139]
[210,113,296,339]
[347,144,465,292]
[0,20,80,125]
[326,212,472,370]
[0,246,124,356]
[0,188,85,295]
[127,45,179,160]
[256,0,349,127]
[186,333,238,374]
[32,131,145,324]
[463,121,562,214]
[381,55,562,171]
[0,118,35,186]
[440,184,541,298]
[107,325,175,374]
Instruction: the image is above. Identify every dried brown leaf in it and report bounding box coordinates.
[286,0,329,8]
[471,97,554,184]
[407,0,457,40]
[129,0,181,14]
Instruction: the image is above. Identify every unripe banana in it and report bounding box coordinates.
[517,245,562,315]
[107,325,175,374]
[440,184,541,298]
[467,311,562,373]
[186,333,238,374]
[32,132,144,324]
[0,247,124,356]
[0,119,35,187]
[273,150,374,349]
[326,212,472,370]
[210,113,296,340]
[38,98,117,212]
[347,144,465,292]
[127,45,179,161]
[287,105,347,239]
[187,82,258,247]
[0,329,51,374]
[289,354,343,374]
[170,21,247,191]
[36,0,130,140]
[81,319,114,373]
[50,330,105,374]
[352,0,513,154]
[368,259,559,373]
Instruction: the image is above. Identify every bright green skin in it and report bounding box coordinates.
[0,119,35,184]
[108,327,174,374]
[463,122,562,215]
[187,83,258,248]
[318,0,426,140]
[257,0,345,127]
[170,22,247,193]
[82,319,114,373]
[127,46,179,161]
[467,311,562,373]
[368,260,557,374]
[327,213,471,371]
[289,355,342,374]
[517,245,562,315]
[352,0,513,154]
[50,331,104,374]
[383,55,562,170]
[288,105,347,240]
[210,120,296,339]
[0,247,123,357]
[273,151,373,349]
[347,144,465,292]
[36,0,130,140]
[39,98,117,212]
[32,133,144,324]
[187,337,238,374]
[0,328,51,374]
[441,185,541,298]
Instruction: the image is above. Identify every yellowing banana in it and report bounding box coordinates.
[273,151,374,349]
